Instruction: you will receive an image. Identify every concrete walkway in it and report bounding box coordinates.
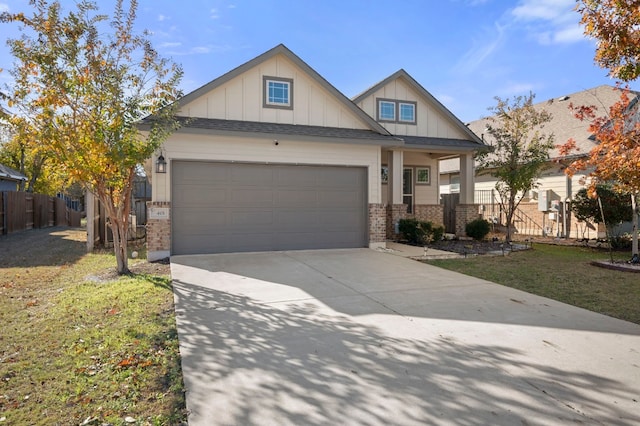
[171,249,640,426]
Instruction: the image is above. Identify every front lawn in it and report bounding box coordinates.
[0,228,185,425]
[426,243,640,325]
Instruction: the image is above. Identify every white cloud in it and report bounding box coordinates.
[158,14,169,22]
[512,0,574,22]
[456,22,507,73]
[498,81,537,97]
[159,42,182,48]
[552,25,584,44]
[162,44,233,56]
[191,46,212,54]
[0,3,9,12]
[510,0,583,45]
[210,8,219,19]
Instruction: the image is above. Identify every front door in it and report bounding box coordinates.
[403,167,413,214]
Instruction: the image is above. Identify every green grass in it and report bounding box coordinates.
[427,243,640,325]
[0,229,185,425]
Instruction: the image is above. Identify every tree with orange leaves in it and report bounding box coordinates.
[578,0,640,82]
[560,88,640,259]
[1,0,183,274]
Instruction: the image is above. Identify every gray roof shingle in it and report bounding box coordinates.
[0,163,27,181]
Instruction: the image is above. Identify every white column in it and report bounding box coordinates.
[459,153,475,204]
[389,150,404,205]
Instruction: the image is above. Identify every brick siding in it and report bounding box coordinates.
[386,204,408,239]
[455,204,481,236]
[368,203,387,243]
[414,204,445,228]
[146,201,171,256]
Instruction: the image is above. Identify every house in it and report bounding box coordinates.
[145,44,486,261]
[0,163,27,191]
[440,85,637,239]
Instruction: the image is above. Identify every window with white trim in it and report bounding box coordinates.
[376,98,417,124]
[399,102,416,123]
[263,76,293,109]
[378,101,396,121]
[416,167,431,185]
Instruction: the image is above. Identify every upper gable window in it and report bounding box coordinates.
[399,102,416,123]
[378,101,396,121]
[377,98,417,124]
[263,76,293,110]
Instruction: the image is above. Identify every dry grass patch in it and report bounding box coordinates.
[0,228,185,425]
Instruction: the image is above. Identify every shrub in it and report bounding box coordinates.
[465,218,491,241]
[398,218,444,245]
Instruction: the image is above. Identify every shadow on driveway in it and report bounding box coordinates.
[171,250,640,425]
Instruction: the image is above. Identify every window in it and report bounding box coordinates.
[376,98,417,124]
[399,102,416,123]
[416,167,430,185]
[450,174,460,192]
[378,101,396,121]
[381,166,389,184]
[263,76,293,109]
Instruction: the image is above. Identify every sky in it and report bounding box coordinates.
[0,0,630,123]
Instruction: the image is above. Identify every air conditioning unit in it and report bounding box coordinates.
[538,190,550,211]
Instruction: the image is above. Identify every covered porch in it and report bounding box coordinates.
[379,142,480,240]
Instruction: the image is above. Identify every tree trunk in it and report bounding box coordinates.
[95,171,134,275]
[632,193,639,259]
[110,218,130,275]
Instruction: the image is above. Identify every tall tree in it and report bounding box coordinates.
[1,0,183,274]
[577,0,640,81]
[0,115,55,193]
[560,88,640,258]
[476,93,555,242]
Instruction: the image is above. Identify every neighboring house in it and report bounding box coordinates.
[440,85,637,239]
[0,163,27,191]
[145,44,486,260]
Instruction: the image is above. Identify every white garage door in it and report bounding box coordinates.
[171,161,368,255]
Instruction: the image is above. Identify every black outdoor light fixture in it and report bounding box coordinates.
[156,153,167,173]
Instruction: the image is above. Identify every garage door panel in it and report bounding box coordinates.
[276,168,318,186]
[230,166,274,185]
[317,190,363,206]
[276,190,318,207]
[229,210,275,227]
[173,210,228,233]
[175,162,229,183]
[230,188,275,206]
[174,188,228,205]
[275,210,321,228]
[318,169,362,187]
[320,210,362,228]
[172,161,367,254]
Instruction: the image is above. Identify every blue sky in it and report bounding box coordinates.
[0,0,627,122]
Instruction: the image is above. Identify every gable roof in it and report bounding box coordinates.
[353,69,484,145]
[177,44,392,136]
[440,85,640,174]
[0,163,27,182]
[467,85,639,159]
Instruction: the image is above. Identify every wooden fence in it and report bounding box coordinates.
[0,191,82,236]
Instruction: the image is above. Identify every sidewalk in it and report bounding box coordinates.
[376,241,463,260]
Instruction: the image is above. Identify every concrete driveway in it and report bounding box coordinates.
[170,249,640,426]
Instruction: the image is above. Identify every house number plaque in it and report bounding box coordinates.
[149,207,170,220]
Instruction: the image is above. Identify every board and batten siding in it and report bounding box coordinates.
[153,133,382,204]
[356,78,468,139]
[179,54,368,130]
